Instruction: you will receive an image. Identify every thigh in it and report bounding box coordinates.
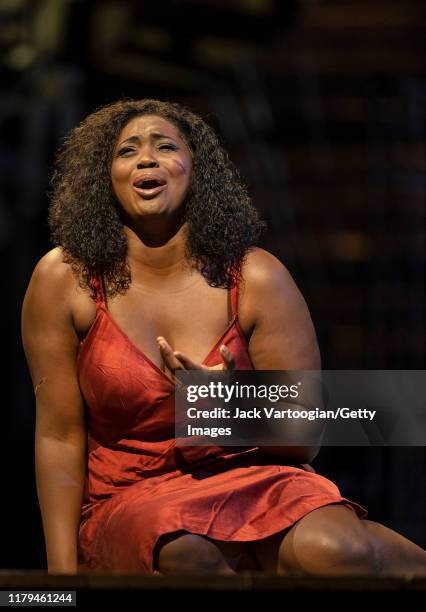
[206,536,261,572]
[249,503,365,573]
[154,530,260,573]
[247,528,292,573]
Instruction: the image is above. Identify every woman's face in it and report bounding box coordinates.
[111,114,193,223]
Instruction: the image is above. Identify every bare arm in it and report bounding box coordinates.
[241,248,323,464]
[21,249,87,574]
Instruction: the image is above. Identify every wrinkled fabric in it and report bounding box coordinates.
[77,270,367,574]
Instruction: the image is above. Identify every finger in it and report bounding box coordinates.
[156,336,185,371]
[220,344,235,370]
[172,350,204,371]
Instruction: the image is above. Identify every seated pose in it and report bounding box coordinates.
[21,99,426,576]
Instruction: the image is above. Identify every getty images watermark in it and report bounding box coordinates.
[174,370,426,446]
[186,382,376,423]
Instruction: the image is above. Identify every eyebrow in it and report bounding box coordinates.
[117,132,178,147]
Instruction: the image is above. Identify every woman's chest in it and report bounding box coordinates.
[73,282,253,370]
[75,285,254,440]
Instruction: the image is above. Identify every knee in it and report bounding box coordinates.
[279,526,380,576]
[156,533,234,575]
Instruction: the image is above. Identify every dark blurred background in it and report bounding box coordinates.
[1,0,425,570]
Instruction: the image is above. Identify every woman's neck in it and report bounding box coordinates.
[123,222,194,284]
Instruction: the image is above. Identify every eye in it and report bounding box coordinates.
[117,147,135,155]
[159,144,177,151]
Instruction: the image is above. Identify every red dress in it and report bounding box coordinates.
[77,270,367,573]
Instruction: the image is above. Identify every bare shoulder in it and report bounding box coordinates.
[28,247,77,291]
[240,247,302,302]
[236,247,306,339]
[25,246,92,305]
[22,246,90,329]
[239,248,320,370]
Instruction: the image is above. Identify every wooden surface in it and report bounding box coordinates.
[0,570,425,590]
[1,571,424,605]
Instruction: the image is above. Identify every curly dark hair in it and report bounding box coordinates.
[48,98,266,297]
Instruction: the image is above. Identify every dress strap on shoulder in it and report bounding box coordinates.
[230,283,238,320]
[230,261,242,320]
[91,271,106,308]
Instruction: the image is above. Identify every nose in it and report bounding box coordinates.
[137,159,159,169]
[136,153,159,169]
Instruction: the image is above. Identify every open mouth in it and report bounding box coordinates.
[133,178,167,197]
[134,179,165,189]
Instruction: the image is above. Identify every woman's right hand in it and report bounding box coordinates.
[156,336,235,387]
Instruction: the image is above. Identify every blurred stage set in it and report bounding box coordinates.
[0,0,425,594]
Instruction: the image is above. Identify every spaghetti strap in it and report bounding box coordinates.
[230,262,241,320]
[91,272,106,308]
[230,282,238,320]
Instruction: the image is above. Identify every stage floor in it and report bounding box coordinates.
[0,570,425,604]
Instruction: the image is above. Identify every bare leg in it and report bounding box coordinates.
[276,505,379,575]
[154,530,256,575]
[361,519,426,575]
[249,504,426,576]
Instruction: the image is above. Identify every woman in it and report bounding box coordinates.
[21,99,426,576]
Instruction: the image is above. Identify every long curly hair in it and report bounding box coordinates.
[48,98,266,297]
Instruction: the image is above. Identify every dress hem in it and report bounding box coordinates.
[146,495,368,575]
